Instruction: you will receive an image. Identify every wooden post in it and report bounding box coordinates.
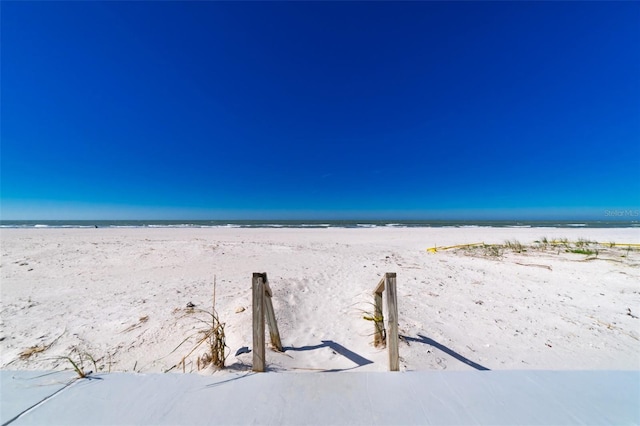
[385,273,399,371]
[263,275,283,352]
[252,273,266,372]
[373,276,386,347]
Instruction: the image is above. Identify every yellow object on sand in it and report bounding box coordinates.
[599,242,640,247]
[427,242,484,253]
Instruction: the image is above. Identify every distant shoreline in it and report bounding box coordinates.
[0,219,638,229]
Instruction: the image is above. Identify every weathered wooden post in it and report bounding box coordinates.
[373,272,399,371]
[385,273,399,371]
[252,272,283,372]
[263,275,283,352]
[252,273,266,372]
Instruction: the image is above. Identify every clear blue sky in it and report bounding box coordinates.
[2,1,639,220]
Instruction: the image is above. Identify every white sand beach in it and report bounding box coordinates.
[1,227,639,375]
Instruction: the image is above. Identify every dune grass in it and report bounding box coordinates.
[455,238,639,261]
[61,353,97,378]
[569,248,598,256]
[359,302,386,346]
[170,276,228,372]
[47,348,100,378]
[504,240,525,253]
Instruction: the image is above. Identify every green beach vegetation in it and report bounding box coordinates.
[456,238,638,261]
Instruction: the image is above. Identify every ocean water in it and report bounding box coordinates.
[0,220,638,229]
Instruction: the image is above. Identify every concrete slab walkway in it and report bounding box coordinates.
[1,370,638,425]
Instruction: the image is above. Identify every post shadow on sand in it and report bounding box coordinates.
[283,340,373,372]
[205,371,256,389]
[401,334,490,371]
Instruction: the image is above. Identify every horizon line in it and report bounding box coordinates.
[1,218,638,222]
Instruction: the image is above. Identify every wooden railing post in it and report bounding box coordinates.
[252,273,266,372]
[252,272,283,372]
[385,273,399,371]
[372,272,399,371]
[263,275,283,352]
[373,276,386,347]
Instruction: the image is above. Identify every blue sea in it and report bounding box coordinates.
[0,220,637,229]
